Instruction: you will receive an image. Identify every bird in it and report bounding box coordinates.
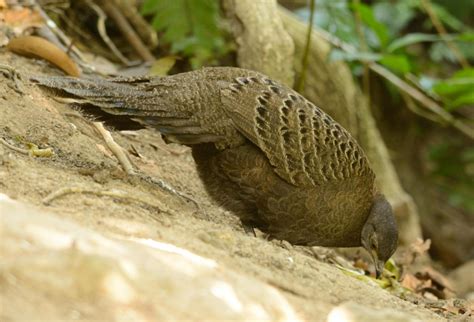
[30,66,398,277]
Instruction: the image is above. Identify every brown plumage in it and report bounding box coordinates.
[31,67,398,277]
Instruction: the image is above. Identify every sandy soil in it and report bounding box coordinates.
[0,52,449,321]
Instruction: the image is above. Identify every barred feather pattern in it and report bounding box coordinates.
[31,67,383,247]
[219,72,374,187]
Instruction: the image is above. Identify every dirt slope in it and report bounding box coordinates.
[0,52,442,321]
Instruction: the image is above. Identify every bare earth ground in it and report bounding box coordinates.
[0,52,443,321]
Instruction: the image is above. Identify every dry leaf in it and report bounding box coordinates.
[0,7,43,30]
[401,273,422,291]
[398,238,431,266]
[411,238,431,256]
[416,266,455,299]
[7,36,81,77]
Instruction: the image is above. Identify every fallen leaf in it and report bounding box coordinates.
[149,55,179,76]
[398,238,431,266]
[416,266,455,299]
[7,36,81,77]
[411,238,431,256]
[401,273,421,291]
[0,7,43,29]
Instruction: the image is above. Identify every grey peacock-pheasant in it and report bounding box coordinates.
[31,67,398,277]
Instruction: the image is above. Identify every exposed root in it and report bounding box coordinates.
[0,137,54,157]
[0,137,29,155]
[42,186,176,215]
[91,123,198,208]
[92,122,135,175]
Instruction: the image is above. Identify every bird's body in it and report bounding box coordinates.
[31,67,397,273]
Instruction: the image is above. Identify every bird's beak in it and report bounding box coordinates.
[374,258,385,279]
[375,260,385,279]
[370,250,385,279]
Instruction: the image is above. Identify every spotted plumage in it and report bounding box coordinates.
[31,67,398,276]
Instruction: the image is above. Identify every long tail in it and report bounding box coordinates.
[30,69,247,147]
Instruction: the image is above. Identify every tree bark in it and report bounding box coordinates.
[221,0,295,86]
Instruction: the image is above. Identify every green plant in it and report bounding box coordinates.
[141,0,230,68]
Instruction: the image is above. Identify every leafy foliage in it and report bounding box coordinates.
[296,0,474,111]
[141,0,230,68]
[429,143,474,212]
[433,68,474,110]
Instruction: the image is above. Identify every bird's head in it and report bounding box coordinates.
[361,195,398,278]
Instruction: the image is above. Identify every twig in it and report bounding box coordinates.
[92,122,135,175]
[42,186,175,214]
[73,120,196,207]
[420,0,470,68]
[370,63,473,139]
[33,1,88,64]
[86,0,132,66]
[314,28,474,139]
[400,92,444,124]
[134,173,200,210]
[0,138,28,155]
[296,0,315,92]
[0,137,54,157]
[352,0,371,108]
[111,0,158,49]
[97,0,155,62]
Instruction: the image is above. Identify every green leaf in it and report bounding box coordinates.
[458,32,474,42]
[429,3,465,32]
[141,0,228,67]
[352,3,389,48]
[433,77,474,96]
[149,55,178,76]
[433,68,474,110]
[141,0,160,15]
[387,33,444,52]
[452,68,474,78]
[373,2,416,38]
[448,92,474,110]
[380,54,411,74]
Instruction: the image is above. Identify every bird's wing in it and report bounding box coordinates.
[218,73,374,187]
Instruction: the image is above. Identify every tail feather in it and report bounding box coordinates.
[30,70,246,148]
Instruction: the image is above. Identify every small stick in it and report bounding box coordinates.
[33,2,87,63]
[78,120,196,207]
[92,122,135,175]
[136,173,200,210]
[353,0,371,108]
[86,0,131,65]
[296,0,315,92]
[0,138,54,157]
[98,0,155,62]
[42,186,175,215]
[0,137,28,155]
[420,0,470,68]
[313,28,474,139]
